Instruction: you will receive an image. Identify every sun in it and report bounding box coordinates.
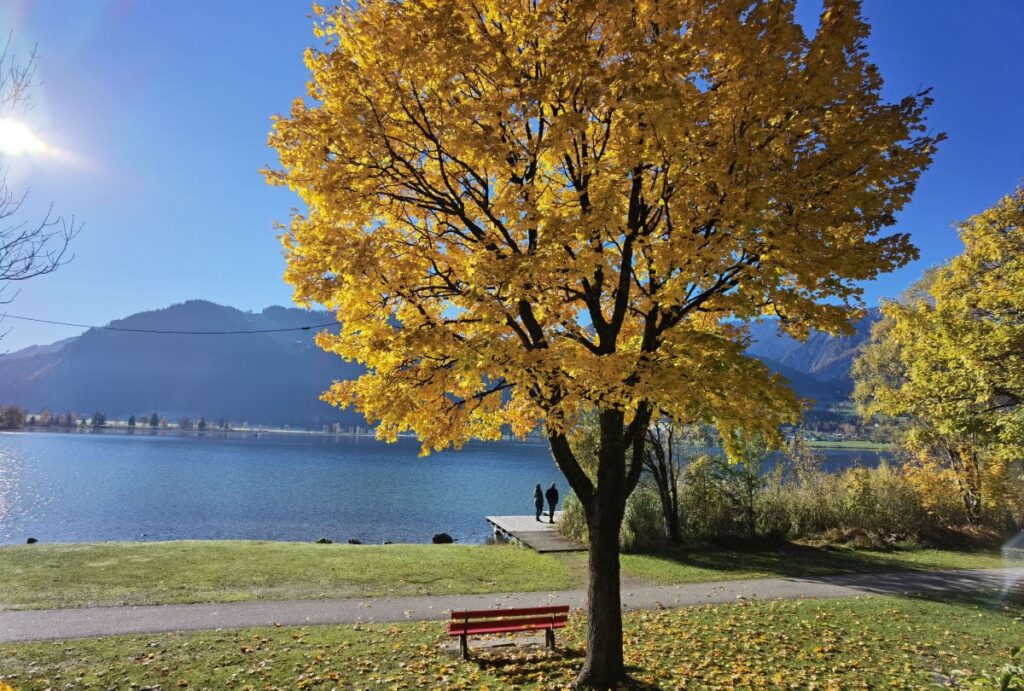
[0,118,49,155]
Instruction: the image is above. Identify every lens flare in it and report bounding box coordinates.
[0,118,49,155]
[1002,530,1024,599]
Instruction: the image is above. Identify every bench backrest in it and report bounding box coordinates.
[450,605,570,626]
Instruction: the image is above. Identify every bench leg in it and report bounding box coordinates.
[460,634,469,660]
[546,628,555,650]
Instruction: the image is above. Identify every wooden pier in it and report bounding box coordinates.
[485,513,586,553]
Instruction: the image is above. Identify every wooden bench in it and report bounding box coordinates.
[447,605,570,659]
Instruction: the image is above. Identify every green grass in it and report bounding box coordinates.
[2,595,1020,689]
[3,539,1018,612]
[619,542,1023,585]
[0,541,577,610]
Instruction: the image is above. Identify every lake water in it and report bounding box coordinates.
[0,431,891,545]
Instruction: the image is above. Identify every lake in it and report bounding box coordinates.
[0,431,891,546]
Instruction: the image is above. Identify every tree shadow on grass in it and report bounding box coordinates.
[897,580,1024,612]
[630,541,1009,580]
[469,645,661,689]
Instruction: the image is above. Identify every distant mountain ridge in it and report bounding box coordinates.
[744,308,881,405]
[0,300,365,427]
[0,301,879,423]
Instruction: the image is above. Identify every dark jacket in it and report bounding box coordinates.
[545,486,559,507]
[534,487,544,507]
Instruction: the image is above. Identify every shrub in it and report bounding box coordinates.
[619,486,665,552]
[558,485,667,552]
[677,454,763,542]
[755,465,793,540]
[674,440,963,546]
[563,432,1020,551]
[1007,461,1024,529]
[839,462,926,538]
[557,492,589,544]
[0,405,26,430]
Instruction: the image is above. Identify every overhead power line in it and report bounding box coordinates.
[0,313,341,335]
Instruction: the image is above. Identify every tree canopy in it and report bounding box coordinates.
[268,0,939,684]
[269,0,938,455]
[854,187,1023,518]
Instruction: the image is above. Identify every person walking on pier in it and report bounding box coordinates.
[534,484,544,521]
[545,483,559,523]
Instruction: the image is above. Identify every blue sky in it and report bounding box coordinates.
[0,0,1021,351]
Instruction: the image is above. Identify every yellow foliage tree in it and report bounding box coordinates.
[267,1,938,684]
[855,187,1024,524]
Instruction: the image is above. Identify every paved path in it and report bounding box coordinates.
[1,567,1020,643]
[485,513,585,553]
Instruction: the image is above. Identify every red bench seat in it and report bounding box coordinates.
[447,605,569,659]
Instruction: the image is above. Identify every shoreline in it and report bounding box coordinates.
[5,425,886,449]
[0,536,494,549]
[805,439,894,451]
[4,425,547,445]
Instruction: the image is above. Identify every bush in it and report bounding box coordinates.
[755,465,792,541]
[677,454,763,542]
[750,455,933,546]
[561,434,1018,551]
[558,486,667,552]
[557,492,588,544]
[1007,461,1024,529]
[620,487,665,552]
[840,462,926,538]
[670,438,993,547]
[0,405,26,430]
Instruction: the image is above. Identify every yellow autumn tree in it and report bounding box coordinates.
[855,187,1024,525]
[267,1,939,684]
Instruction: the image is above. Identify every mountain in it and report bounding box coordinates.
[744,308,881,405]
[0,300,880,422]
[0,300,365,427]
[756,357,848,404]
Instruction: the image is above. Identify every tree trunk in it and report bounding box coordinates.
[949,442,983,524]
[575,410,636,688]
[644,423,682,543]
[668,471,681,542]
[548,408,648,688]
[657,479,681,543]
[575,488,629,688]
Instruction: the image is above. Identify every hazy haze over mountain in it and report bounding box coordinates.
[0,301,365,427]
[0,302,879,423]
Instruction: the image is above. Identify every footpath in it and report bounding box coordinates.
[1,566,1021,643]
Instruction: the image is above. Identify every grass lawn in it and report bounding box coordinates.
[2,539,1019,611]
[0,541,576,610]
[2,595,1020,689]
[618,542,1023,585]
